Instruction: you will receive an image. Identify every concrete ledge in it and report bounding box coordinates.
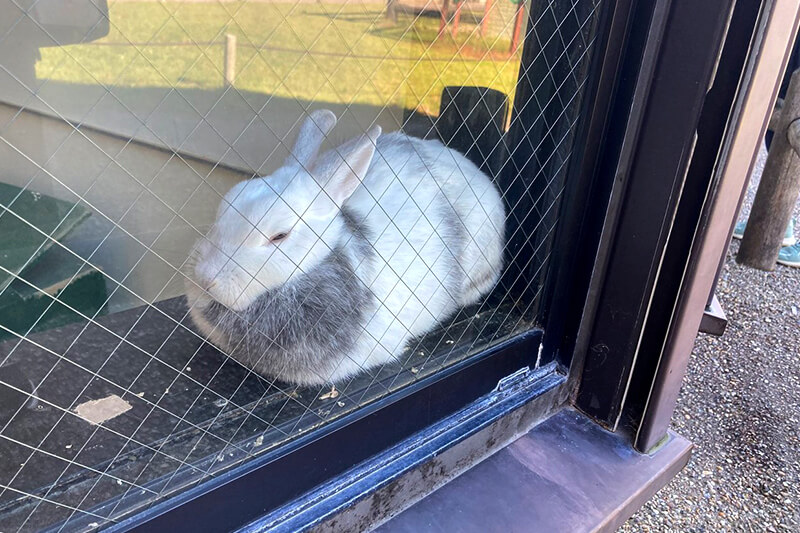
[376,408,692,533]
[1,84,405,175]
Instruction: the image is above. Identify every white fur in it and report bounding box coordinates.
[186,110,506,383]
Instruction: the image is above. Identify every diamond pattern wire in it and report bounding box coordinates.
[0,0,601,529]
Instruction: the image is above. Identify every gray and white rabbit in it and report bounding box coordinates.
[185,110,506,386]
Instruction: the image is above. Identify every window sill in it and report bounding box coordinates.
[376,408,692,533]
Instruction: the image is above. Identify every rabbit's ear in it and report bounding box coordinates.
[288,109,337,168]
[314,125,381,207]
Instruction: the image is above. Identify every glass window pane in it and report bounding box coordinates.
[0,0,603,528]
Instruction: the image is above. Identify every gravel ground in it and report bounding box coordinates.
[621,144,800,531]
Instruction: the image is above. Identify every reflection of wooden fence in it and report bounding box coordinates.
[89,34,516,88]
[88,39,514,60]
[397,0,528,41]
[397,0,485,16]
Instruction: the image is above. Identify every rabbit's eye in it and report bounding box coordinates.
[269,232,289,243]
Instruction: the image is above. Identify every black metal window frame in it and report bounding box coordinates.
[96,0,665,530]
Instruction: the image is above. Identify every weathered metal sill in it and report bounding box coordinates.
[379,408,692,533]
[242,364,568,533]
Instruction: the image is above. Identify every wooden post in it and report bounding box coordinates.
[451,0,463,39]
[510,1,526,54]
[738,69,800,270]
[386,0,398,24]
[224,33,236,87]
[481,0,494,38]
[769,98,785,131]
[438,0,451,40]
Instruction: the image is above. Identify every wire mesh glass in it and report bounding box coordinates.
[0,0,602,529]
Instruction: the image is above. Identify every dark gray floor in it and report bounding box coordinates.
[0,291,529,531]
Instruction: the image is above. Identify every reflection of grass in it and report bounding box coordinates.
[37,2,520,116]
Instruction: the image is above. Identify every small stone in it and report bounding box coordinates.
[337,401,345,407]
[254,435,264,447]
[65,444,72,450]
[411,367,419,374]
